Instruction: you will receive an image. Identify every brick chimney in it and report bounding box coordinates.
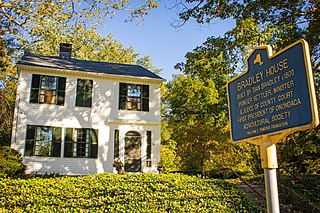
[59,43,72,59]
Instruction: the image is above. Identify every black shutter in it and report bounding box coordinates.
[142,85,149,111]
[85,80,93,107]
[90,129,98,158]
[25,125,36,156]
[30,74,40,103]
[119,83,127,110]
[114,129,119,158]
[52,127,62,157]
[64,128,73,157]
[76,79,83,107]
[57,77,66,105]
[76,79,92,107]
[147,131,152,159]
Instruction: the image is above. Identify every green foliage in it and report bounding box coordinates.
[160,145,178,172]
[164,37,256,174]
[0,0,159,146]
[278,126,320,174]
[0,27,17,146]
[168,0,320,175]
[21,21,158,69]
[1,0,158,34]
[0,173,264,212]
[278,173,320,212]
[0,146,26,178]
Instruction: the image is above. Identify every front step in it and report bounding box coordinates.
[235,184,297,212]
[235,184,266,207]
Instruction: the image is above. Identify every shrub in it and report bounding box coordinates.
[0,146,26,177]
[0,173,265,212]
[160,145,177,172]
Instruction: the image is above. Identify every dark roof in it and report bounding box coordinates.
[17,52,164,80]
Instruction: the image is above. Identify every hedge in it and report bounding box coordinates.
[0,173,264,212]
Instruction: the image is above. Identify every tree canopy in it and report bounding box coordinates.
[23,20,160,71]
[0,0,159,146]
[176,0,319,72]
[161,0,320,174]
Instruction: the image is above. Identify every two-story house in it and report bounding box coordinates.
[11,43,164,175]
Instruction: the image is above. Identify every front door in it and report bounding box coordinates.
[124,131,141,172]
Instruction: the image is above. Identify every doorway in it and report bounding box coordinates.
[124,131,141,172]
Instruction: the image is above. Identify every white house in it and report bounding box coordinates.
[11,43,165,175]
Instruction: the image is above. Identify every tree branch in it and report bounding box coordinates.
[0,2,24,28]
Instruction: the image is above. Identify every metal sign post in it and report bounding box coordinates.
[227,39,319,213]
[261,140,279,213]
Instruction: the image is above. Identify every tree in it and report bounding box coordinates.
[171,0,320,174]
[22,20,158,68]
[1,0,158,33]
[164,36,262,174]
[0,30,16,146]
[0,0,159,146]
[176,0,319,76]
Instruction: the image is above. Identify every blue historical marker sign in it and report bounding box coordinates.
[227,39,319,143]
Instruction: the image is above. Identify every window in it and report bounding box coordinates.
[119,83,149,111]
[114,129,120,158]
[64,128,98,158]
[25,125,61,157]
[146,131,152,159]
[76,79,93,107]
[30,74,66,105]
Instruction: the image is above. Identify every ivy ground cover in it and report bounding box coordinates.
[0,173,264,212]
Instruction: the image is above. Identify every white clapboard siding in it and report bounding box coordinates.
[11,68,161,175]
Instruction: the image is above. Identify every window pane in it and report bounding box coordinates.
[31,75,66,105]
[41,76,57,90]
[127,97,140,110]
[34,140,51,156]
[34,126,52,156]
[119,83,149,111]
[126,131,140,137]
[76,129,89,157]
[127,84,141,97]
[42,90,56,104]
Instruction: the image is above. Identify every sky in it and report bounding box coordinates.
[97,1,235,81]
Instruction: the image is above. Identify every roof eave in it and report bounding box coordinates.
[17,64,166,83]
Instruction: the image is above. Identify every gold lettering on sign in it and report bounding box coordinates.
[237,71,264,92]
[265,59,289,77]
[233,56,305,136]
[273,80,295,94]
[275,98,301,111]
[271,111,291,122]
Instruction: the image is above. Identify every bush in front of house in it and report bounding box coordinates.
[0,173,265,212]
[0,146,26,177]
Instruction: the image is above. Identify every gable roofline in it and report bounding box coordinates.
[18,65,164,84]
[17,52,165,82]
